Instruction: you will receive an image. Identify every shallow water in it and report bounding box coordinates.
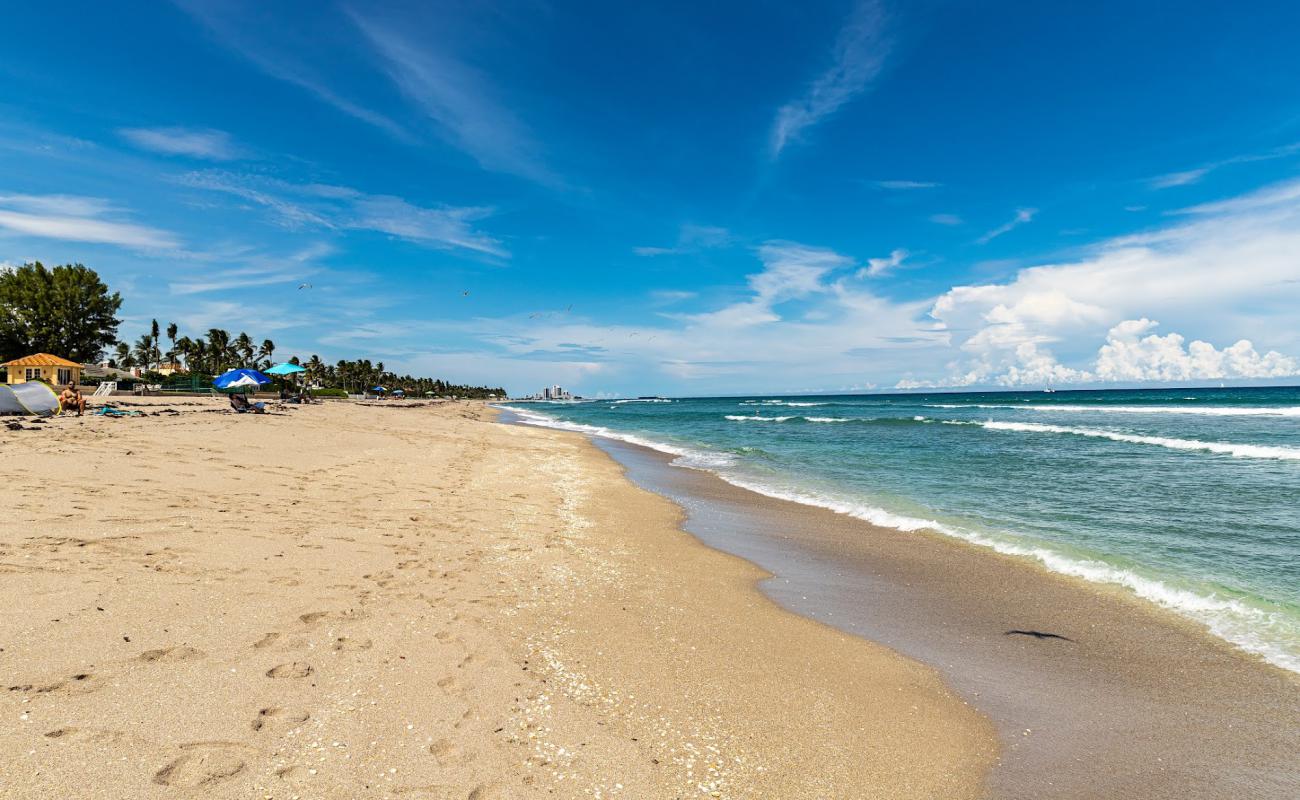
[503,386,1300,672]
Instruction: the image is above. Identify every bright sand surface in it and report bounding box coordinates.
[1,398,994,799]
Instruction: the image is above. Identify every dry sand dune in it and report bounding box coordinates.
[0,398,992,799]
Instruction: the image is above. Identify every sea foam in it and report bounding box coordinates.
[957,419,1300,461]
[924,403,1300,417]
[498,404,1300,673]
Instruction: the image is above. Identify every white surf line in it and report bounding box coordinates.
[923,403,1300,417]
[952,419,1300,461]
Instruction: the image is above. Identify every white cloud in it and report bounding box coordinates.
[929,213,963,226]
[1149,168,1208,189]
[875,180,938,189]
[1095,319,1297,381]
[0,193,179,249]
[976,207,1037,244]
[915,176,1300,387]
[177,1,411,141]
[1148,141,1300,190]
[859,248,906,278]
[649,290,697,305]
[177,171,506,257]
[634,224,732,257]
[346,9,551,184]
[770,1,889,158]
[120,127,242,160]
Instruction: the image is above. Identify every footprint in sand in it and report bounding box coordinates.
[138,646,204,663]
[153,742,248,787]
[10,672,101,696]
[428,738,476,767]
[298,609,365,626]
[266,662,313,679]
[251,706,310,732]
[275,765,313,783]
[331,636,373,652]
[251,632,281,649]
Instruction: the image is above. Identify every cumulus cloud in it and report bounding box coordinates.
[770,1,889,158]
[908,176,1300,388]
[1095,319,1297,381]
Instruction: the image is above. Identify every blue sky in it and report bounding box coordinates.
[3,1,1300,396]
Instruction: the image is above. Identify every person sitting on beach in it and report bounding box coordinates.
[229,392,267,414]
[58,383,86,416]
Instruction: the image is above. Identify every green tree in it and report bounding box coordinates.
[165,322,178,365]
[0,262,122,362]
[258,338,275,368]
[234,331,254,366]
[113,341,135,370]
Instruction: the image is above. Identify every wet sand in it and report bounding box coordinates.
[1,398,994,798]
[585,435,1300,799]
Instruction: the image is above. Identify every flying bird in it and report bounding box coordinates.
[297,283,312,290]
[462,290,471,297]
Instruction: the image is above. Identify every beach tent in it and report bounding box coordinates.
[213,368,272,392]
[0,382,60,416]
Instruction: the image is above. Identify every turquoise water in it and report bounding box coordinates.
[504,387,1300,672]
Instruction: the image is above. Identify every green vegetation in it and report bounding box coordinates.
[3,262,505,397]
[0,262,122,362]
[110,326,504,399]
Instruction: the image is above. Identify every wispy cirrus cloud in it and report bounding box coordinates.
[770,1,890,159]
[176,171,506,257]
[120,126,243,160]
[858,248,907,278]
[346,8,552,184]
[929,213,963,226]
[175,0,412,142]
[874,179,939,189]
[1149,141,1300,189]
[0,193,180,249]
[977,207,1037,244]
[634,224,732,256]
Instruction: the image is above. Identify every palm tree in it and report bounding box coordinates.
[206,329,232,371]
[113,342,135,370]
[174,336,193,371]
[234,332,255,366]
[149,319,162,368]
[166,322,178,366]
[258,339,275,368]
[133,334,155,371]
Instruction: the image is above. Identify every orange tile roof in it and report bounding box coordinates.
[1,353,82,368]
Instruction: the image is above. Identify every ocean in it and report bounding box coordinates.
[503,386,1300,673]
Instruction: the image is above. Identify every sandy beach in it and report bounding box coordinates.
[588,435,1300,798]
[1,399,994,799]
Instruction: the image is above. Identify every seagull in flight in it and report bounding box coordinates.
[297,282,312,290]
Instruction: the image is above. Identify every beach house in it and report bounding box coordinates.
[1,353,83,386]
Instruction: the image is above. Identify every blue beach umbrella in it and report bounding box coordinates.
[371,386,386,393]
[213,368,272,392]
[264,362,307,376]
